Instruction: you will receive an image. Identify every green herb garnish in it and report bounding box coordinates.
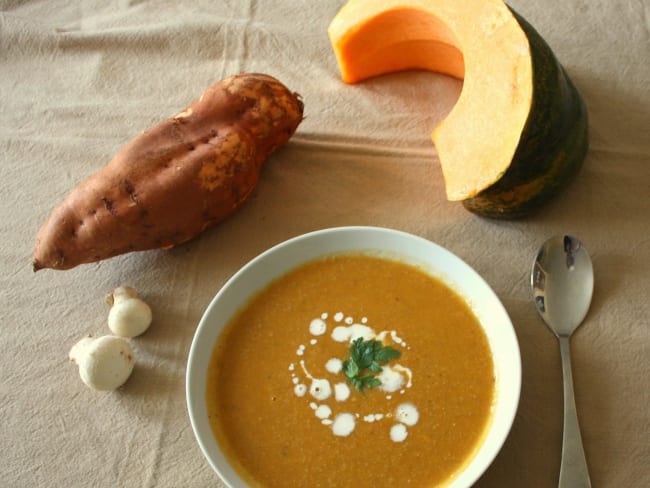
[342,337,401,392]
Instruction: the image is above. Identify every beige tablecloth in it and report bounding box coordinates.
[2,0,649,486]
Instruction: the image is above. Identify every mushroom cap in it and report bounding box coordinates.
[108,297,152,338]
[70,336,135,390]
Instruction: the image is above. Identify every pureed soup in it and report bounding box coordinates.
[206,254,495,488]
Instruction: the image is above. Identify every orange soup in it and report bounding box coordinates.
[207,254,494,487]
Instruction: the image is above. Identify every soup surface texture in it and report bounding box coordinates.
[207,254,494,488]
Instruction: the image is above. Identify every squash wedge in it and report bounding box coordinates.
[328,0,588,218]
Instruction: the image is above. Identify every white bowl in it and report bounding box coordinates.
[186,226,521,487]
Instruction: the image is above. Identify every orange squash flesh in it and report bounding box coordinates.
[333,8,465,82]
[328,0,534,201]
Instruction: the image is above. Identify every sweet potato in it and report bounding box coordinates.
[33,73,303,271]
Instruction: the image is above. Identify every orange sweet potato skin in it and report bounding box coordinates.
[33,73,303,270]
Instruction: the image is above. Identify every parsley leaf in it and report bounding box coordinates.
[343,337,402,392]
[375,346,401,363]
[342,358,359,379]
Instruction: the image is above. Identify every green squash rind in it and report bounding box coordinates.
[462,9,589,219]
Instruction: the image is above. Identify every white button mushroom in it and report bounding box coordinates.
[106,286,152,338]
[69,336,135,391]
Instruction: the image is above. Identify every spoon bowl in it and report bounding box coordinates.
[531,235,593,488]
[532,235,594,337]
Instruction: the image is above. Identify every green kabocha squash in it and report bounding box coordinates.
[328,0,588,218]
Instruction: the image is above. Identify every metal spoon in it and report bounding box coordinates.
[531,235,593,488]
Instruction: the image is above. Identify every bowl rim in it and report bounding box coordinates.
[186,225,521,488]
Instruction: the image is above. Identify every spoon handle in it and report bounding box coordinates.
[558,335,592,488]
